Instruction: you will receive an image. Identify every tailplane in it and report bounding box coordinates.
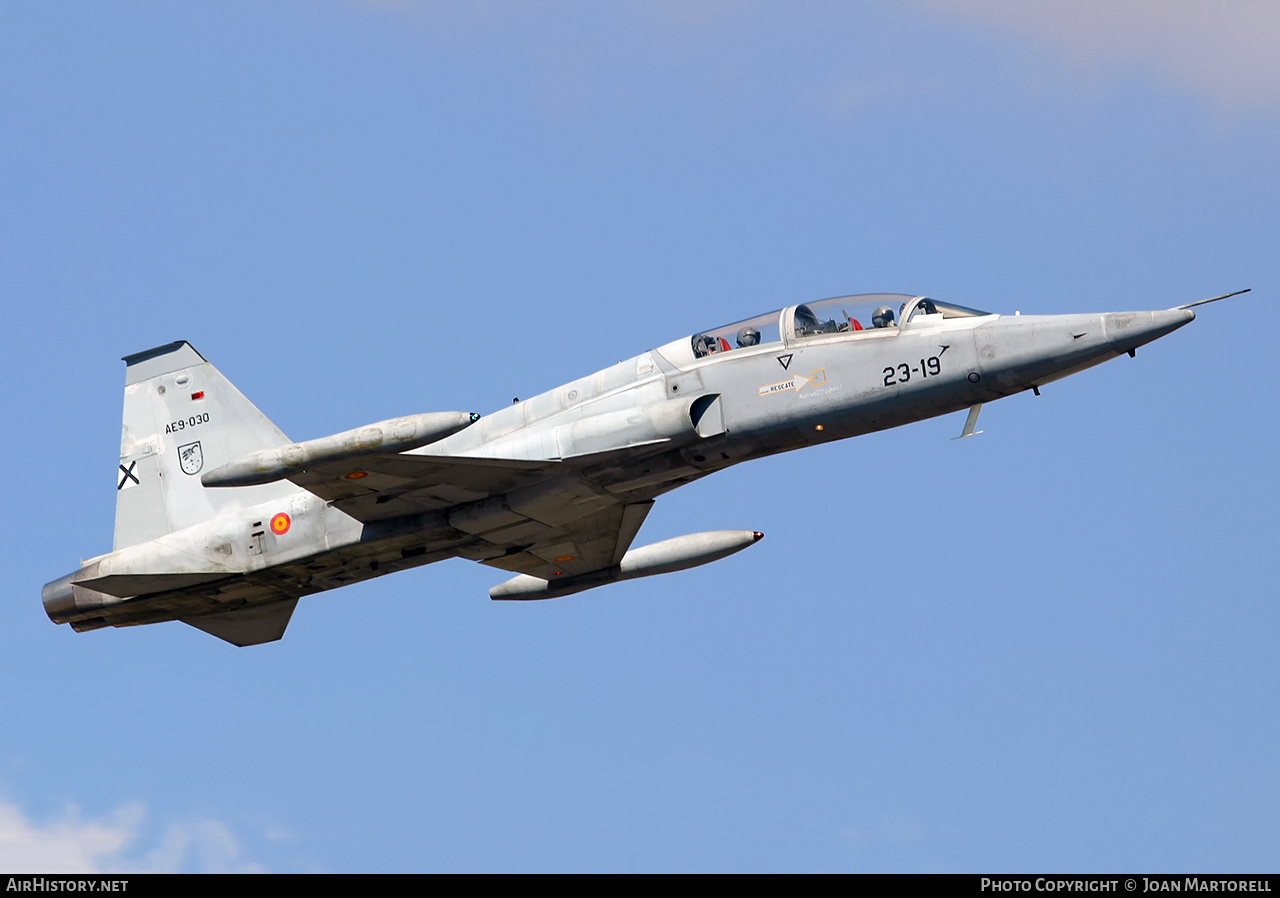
[114,342,300,550]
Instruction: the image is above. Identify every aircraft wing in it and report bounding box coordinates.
[475,499,653,581]
[286,451,655,581]
[285,453,558,522]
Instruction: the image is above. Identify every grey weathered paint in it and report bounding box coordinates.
[44,295,1202,646]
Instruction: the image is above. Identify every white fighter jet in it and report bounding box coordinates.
[43,289,1245,645]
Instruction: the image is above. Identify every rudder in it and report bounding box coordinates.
[114,341,300,550]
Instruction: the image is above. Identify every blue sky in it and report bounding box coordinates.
[1,1,1277,872]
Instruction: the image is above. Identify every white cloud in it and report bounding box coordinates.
[0,801,141,873]
[0,799,264,874]
[924,0,1280,109]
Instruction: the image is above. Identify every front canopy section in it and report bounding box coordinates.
[788,293,918,339]
[789,294,994,339]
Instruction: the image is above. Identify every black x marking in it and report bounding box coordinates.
[118,461,139,490]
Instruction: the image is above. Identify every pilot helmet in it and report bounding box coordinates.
[736,326,761,347]
[872,306,896,328]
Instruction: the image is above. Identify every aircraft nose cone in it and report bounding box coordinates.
[1104,308,1196,354]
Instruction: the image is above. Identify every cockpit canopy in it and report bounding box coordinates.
[690,293,993,358]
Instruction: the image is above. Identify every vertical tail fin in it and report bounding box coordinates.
[114,342,300,550]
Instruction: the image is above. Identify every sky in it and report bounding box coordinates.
[1,1,1277,873]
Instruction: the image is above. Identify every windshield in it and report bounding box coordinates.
[901,297,993,324]
[691,309,782,358]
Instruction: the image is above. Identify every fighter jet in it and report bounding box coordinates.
[43,290,1244,646]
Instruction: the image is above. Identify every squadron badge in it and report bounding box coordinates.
[178,441,204,475]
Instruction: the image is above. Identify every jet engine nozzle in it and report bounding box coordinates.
[42,571,116,624]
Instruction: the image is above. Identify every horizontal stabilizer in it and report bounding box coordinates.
[182,598,299,647]
[74,571,230,598]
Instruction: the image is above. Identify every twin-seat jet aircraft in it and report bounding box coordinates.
[44,290,1242,645]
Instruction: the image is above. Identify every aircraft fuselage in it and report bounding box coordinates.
[42,295,1200,644]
